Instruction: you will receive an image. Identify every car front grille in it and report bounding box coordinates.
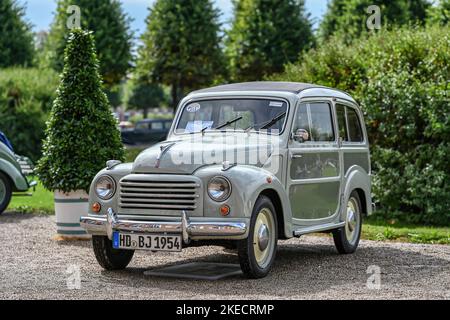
[119,175,201,212]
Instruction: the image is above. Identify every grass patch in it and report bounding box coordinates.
[362,216,450,245]
[9,178,54,215]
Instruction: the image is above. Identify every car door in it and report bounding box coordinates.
[287,100,341,223]
[335,102,370,176]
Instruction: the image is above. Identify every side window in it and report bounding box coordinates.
[151,122,163,130]
[347,108,363,142]
[309,103,335,142]
[293,103,311,141]
[336,104,348,141]
[135,122,148,130]
[164,121,172,129]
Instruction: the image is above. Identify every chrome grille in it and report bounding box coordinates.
[119,177,200,211]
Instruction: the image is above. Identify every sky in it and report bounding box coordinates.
[19,0,329,35]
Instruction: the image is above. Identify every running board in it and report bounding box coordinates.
[293,222,345,237]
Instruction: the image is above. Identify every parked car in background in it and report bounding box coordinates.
[118,121,134,131]
[121,119,173,146]
[0,131,36,214]
[81,82,372,278]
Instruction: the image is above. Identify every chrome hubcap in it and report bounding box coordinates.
[345,198,360,245]
[253,208,275,268]
[257,224,269,251]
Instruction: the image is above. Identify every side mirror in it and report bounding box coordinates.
[293,129,309,143]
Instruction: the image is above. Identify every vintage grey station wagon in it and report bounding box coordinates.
[81,82,372,279]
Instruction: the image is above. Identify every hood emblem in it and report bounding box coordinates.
[155,142,176,168]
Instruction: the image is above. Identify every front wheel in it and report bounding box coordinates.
[0,172,12,215]
[237,195,278,279]
[333,191,362,254]
[92,236,134,270]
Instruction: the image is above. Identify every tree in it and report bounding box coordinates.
[319,0,431,42]
[136,0,225,111]
[427,0,449,25]
[36,29,124,192]
[127,81,165,119]
[43,0,133,88]
[0,0,35,67]
[225,0,314,82]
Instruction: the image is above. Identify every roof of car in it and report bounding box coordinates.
[189,81,357,105]
[191,81,325,94]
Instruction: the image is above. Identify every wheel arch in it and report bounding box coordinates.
[342,165,372,220]
[354,188,368,216]
[259,188,289,240]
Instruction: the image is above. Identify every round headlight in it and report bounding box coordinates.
[207,176,231,202]
[95,175,116,200]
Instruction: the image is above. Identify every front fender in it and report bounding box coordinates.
[0,158,28,191]
[195,165,292,238]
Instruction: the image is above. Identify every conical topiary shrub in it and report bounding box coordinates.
[36,29,124,238]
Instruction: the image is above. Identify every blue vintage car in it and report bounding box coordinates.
[0,131,36,214]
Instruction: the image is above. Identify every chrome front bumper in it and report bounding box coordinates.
[80,208,248,243]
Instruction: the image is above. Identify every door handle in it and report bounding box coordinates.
[290,154,303,159]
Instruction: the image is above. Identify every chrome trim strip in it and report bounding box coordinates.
[80,209,247,243]
[293,221,345,237]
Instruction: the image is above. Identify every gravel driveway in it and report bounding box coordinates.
[0,212,449,300]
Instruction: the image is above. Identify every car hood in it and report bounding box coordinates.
[132,134,278,174]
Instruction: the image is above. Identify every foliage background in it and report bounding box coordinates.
[42,0,133,88]
[0,68,59,161]
[273,26,450,225]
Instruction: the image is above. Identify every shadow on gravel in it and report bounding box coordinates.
[95,240,449,298]
[0,211,39,223]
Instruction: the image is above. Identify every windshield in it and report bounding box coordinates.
[175,99,288,134]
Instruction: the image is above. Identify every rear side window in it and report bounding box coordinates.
[335,104,364,143]
[347,108,363,142]
[336,105,348,141]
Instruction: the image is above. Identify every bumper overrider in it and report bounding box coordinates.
[80,208,248,243]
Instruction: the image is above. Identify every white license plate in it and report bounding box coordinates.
[112,232,182,252]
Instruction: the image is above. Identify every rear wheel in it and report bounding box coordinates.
[92,236,134,270]
[333,191,362,254]
[237,195,278,279]
[0,172,12,215]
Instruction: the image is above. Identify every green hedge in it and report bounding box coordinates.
[0,68,59,112]
[273,26,450,225]
[0,68,59,161]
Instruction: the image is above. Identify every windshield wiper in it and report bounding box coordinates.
[245,111,286,132]
[213,116,243,130]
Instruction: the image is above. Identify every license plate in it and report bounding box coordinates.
[112,232,182,252]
